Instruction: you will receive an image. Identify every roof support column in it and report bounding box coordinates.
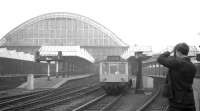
[47,61,51,81]
[27,74,34,90]
[56,61,59,78]
[56,61,62,78]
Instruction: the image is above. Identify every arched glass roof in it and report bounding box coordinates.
[0,12,127,47]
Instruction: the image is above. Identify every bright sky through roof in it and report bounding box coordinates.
[0,0,200,53]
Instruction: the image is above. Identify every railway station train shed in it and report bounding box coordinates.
[0,12,129,77]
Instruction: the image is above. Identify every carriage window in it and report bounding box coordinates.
[102,62,127,75]
[110,63,118,74]
[109,63,126,74]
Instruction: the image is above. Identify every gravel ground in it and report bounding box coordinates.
[46,87,155,111]
[110,88,155,111]
[48,88,155,111]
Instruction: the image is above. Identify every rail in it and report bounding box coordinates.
[73,94,122,111]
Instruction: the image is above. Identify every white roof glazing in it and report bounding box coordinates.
[39,46,95,63]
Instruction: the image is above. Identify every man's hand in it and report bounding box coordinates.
[169,48,175,56]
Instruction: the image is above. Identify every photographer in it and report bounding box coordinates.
[157,43,196,111]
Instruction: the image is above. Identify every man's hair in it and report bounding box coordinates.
[174,43,189,55]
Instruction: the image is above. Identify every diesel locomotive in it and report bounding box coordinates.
[99,56,133,95]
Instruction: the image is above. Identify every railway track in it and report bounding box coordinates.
[0,81,93,106]
[0,85,83,109]
[0,84,101,111]
[28,86,102,111]
[136,87,169,111]
[150,105,169,111]
[0,89,51,103]
[72,94,122,111]
[0,74,97,100]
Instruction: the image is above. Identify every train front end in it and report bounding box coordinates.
[99,56,131,95]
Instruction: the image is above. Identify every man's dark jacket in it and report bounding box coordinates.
[157,51,196,108]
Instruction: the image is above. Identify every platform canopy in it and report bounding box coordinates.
[121,45,153,60]
[39,46,95,63]
[0,48,34,61]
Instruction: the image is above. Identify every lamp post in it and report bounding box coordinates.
[56,51,62,78]
[46,57,52,81]
[135,51,144,94]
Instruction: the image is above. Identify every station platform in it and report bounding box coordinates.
[0,74,92,97]
[18,74,92,89]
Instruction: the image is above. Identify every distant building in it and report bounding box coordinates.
[0,12,128,61]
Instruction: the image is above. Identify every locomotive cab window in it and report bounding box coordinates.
[110,63,118,74]
[101,62,128,75]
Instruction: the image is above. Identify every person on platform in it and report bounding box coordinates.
[157,43,196,111]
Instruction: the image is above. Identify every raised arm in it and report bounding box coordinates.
[157,51,181,69]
